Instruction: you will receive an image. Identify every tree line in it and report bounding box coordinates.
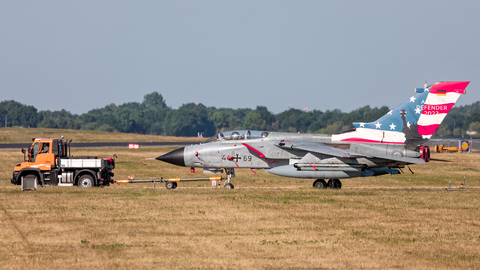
[1,92,479,138]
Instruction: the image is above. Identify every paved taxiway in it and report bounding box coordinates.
[0,141,197,150]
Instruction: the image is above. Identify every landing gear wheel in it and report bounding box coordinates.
[313,179,327,189]
[334,179,342,189]
[224,183,234,189]
[165,181,177,189]
[327,179,342,189]
[78,175,94,188]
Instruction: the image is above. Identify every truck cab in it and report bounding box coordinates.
[11,138,115,188]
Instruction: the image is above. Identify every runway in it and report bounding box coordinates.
[0,141,197,150]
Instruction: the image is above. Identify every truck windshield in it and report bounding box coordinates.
[31,143,39,162]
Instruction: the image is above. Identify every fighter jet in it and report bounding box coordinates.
[157,81,469,189]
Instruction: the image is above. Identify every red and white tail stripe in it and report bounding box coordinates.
[417,81,469,138]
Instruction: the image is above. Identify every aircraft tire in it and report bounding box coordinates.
[334,179,342,189]
[172,182,177,189]
[224,183,234,189]
[313,179,327,189]
[328,179,342,189]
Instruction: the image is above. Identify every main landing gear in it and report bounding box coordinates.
[313,179,342,189]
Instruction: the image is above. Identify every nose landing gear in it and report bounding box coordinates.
[223,168,235,189]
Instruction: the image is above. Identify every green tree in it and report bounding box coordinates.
[0,100,39,127]
[243,110,265,130]
[116,103,142,133]
[211,110,234,131]
[38,117,57,128]
[141,92,170,134]
[468,122,480,133]
[318,121,347,134]
[275,109,317,132]
[163,103,215,136]
[255,106,275,128]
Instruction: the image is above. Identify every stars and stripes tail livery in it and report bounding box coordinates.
[417,81,469,139]
[332,81,469,145]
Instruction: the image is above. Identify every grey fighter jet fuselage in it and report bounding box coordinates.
[157,81,469,189]
[158,130,425,189]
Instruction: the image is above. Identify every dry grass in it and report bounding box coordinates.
[1,145,480,269]
[0,127,203,143]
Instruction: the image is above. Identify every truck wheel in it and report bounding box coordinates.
[25,174,38,185]
[78,175,94,188]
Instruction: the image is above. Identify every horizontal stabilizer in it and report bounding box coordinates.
[376,155,426,164]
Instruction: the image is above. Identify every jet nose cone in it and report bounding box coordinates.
[156,147,185,167]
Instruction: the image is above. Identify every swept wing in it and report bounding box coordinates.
[275,141,425,164]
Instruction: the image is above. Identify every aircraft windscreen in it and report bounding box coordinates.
[201,130,270,144]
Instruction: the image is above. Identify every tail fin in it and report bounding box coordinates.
[332,81,469,145]
[417,81,469,138]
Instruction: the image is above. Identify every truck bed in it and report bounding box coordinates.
[60,158,102,168]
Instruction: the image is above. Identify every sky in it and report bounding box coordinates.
[1,1,479,115]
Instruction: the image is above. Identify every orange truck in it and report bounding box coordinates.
[11,138,115,188]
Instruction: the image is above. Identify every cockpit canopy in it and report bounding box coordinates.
[201,130,271,144]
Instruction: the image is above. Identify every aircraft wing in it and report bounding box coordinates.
[275,142,368,159]
[276,141,426,164]
[379,156,426,164]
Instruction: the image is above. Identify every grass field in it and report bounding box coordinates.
[1,130,480,269]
